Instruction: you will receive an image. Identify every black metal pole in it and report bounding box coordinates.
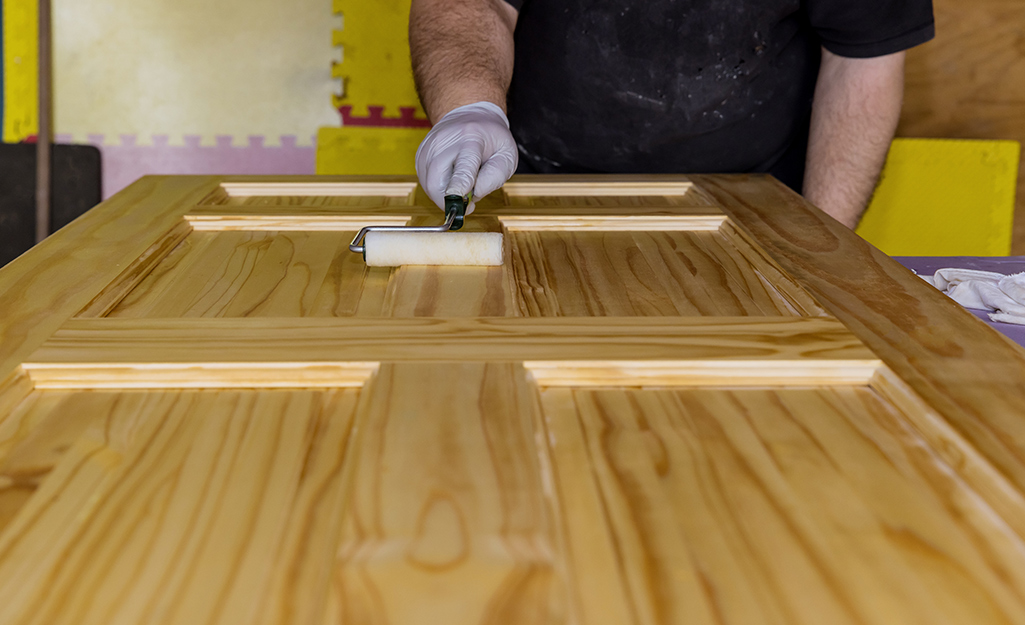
[35,0,52,244]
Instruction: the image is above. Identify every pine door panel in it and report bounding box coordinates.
[106,231,373,318]
[0,388,360,625]
[81,180,816,320]
[2,373,1024,624]
[508,230,803,316]
[1,174,1024,624]
[543,386,1025,625]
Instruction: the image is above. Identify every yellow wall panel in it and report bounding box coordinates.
[2,0,38,142]
[332,0,426,121]
[315,126,428,175]
[857,138,1020,256]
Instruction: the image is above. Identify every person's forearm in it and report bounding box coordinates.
[803,48,905,229]
[410,0,517,121]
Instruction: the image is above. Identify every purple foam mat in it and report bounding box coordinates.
[54,135,318,200]
[893,256,1025,348]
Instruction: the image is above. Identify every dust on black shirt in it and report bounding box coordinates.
[502,0,934,191]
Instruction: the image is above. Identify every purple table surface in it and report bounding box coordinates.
[893,256,1025,348]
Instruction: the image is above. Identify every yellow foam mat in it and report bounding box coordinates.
[2,0,38,142]
[316,126,428,175]
[332,0,425,120]
[856,138,1020,256]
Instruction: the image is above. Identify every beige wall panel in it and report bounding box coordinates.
[53,0,338,146]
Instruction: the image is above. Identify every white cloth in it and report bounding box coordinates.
[922,268,1025,325]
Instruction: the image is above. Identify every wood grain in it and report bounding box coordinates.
[184,204,725,225]
[502,177,718,208]
[330,363,563,624]
[0,370,33,419]
[24,362,379,389]
[308,243,392,317]
[185,214,410,231]
[509,230,804,316]
[541,386,1025,625]
[500,216,726,231]
[99,197,792,321]
[108,231,279,317]
[871,366,1025,542]
[503,179,695,196]
[696,173,1025,505]
[219,180,418,198]
[187,205,436,220]
[524,359,880,386]
[379,216,514,316]
[0,176,220,382]
[4,173,1025,623]
[107,231,393,318]
[105,225,518,319]
[209,196,419,208]
[27,317,876,365]
[503,196,709,209]
[76,221,194,317]
[718,221,827,316]
[0,389,361,625]
[0,391,120,535]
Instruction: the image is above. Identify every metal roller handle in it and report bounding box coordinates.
[349,195,468,256]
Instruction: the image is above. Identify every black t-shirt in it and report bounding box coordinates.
[503,0,934,191]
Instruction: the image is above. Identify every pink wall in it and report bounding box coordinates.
[56,134,317,199]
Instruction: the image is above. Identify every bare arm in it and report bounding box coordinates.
[803,48,905,229]
[410,0,518,121]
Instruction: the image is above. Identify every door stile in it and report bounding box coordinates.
[331,362,570,625]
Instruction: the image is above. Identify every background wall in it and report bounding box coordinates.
[898,0,1025,253]
[57,0,340,197]
[2,0,339,198]
[3,0,1023,248]
[55,0,337,145]
[317,0,429,176]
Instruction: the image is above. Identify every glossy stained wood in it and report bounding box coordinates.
[99,227,810,319]
[0,174,1023,624]
[0,389,361,625]
[693,174,1025,522]
[542,386,1025,625]
[333,363,561,625]
[28,317,875,364]
[508,230,807,316]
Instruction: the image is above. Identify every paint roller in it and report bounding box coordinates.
[349,195,504,267]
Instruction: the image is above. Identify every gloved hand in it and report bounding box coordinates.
[415,102,518,215]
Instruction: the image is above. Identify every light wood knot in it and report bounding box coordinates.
[406,494,469,570]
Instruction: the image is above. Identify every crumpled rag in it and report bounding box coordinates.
[921,269,1025,325]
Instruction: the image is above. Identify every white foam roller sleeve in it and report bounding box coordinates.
[364,231,504,267]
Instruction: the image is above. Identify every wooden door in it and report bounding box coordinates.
[1,174,1024,625]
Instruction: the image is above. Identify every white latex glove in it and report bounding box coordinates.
[415,102,518,215]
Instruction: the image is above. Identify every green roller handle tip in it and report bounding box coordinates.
[444,194,469,231]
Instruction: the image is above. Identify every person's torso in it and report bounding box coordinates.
[507,0,821,177]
